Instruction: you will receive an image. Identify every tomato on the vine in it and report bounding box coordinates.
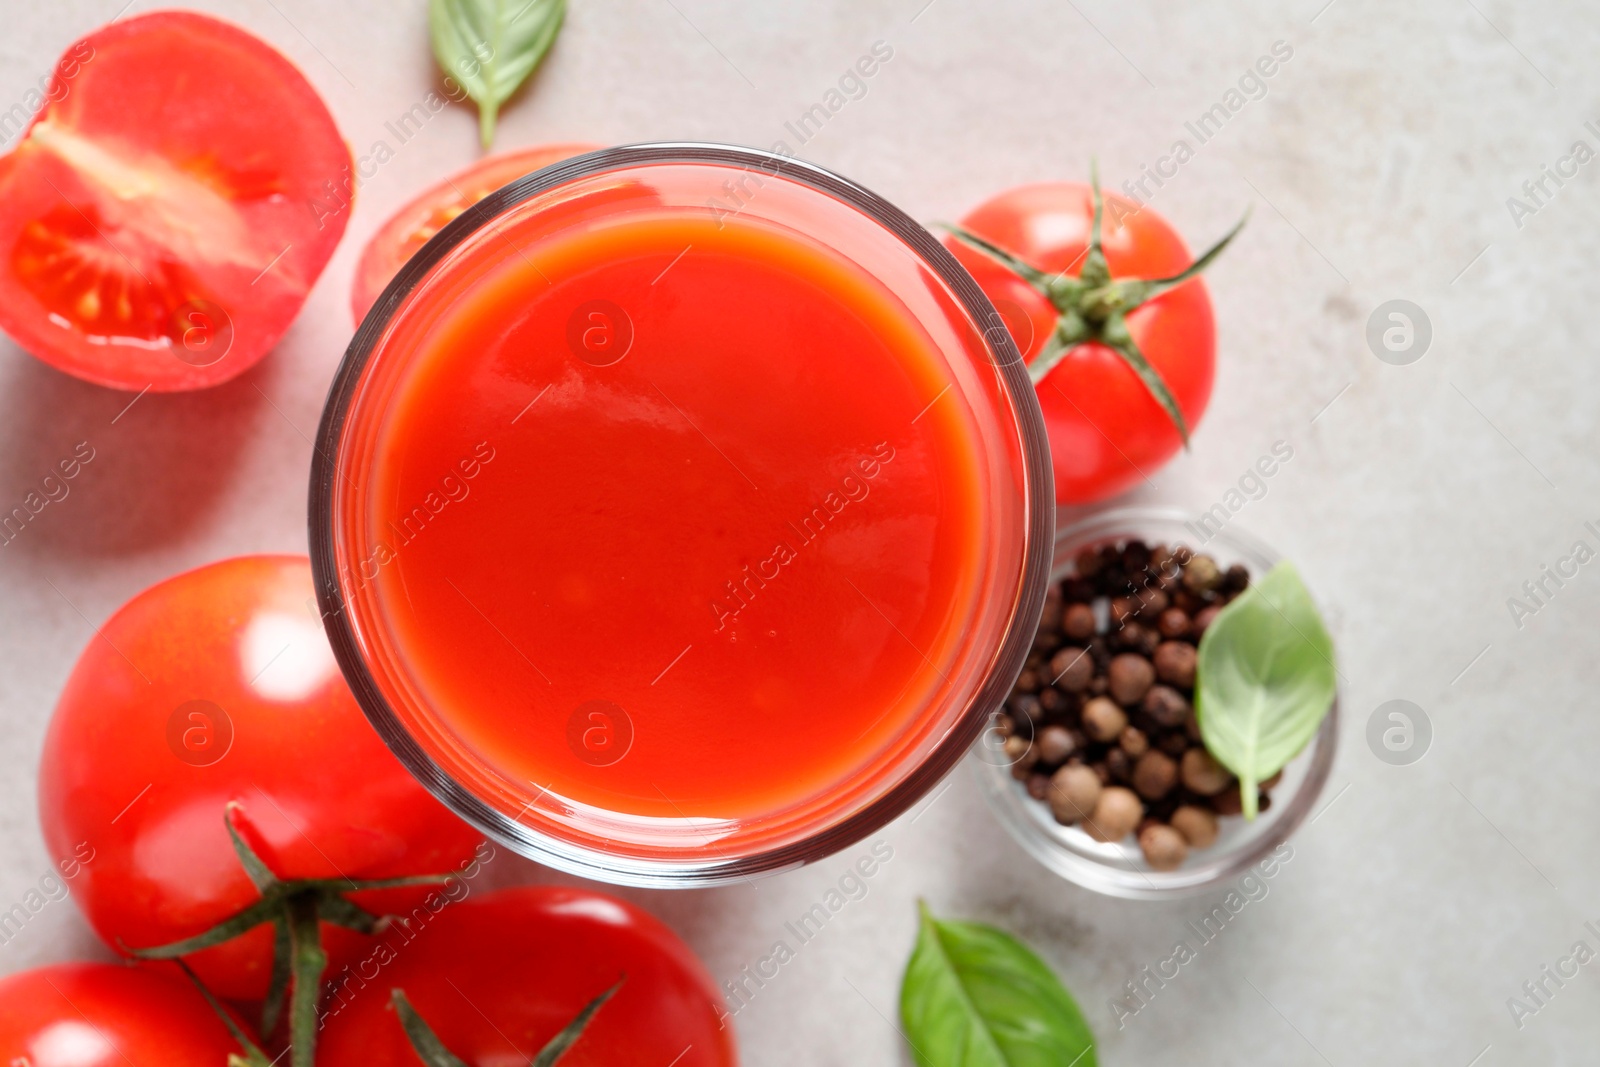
[37,556,482,1003]
[0,964,252,1067]
[0,12,351,391]
[318,886,738,1067]
[350,143,598,323]
[945,180,1242,504]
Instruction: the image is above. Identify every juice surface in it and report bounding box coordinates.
[361,207,987,826]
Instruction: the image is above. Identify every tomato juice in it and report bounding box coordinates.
[318,149,1052,880]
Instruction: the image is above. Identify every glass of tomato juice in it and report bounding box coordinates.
[310,144,1054,886]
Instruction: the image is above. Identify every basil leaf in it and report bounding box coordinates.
[1195,561,1337,819]
[900,903,1096,1067]
[430,0,567,148]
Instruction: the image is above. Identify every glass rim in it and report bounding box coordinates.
[307,141,1057,887]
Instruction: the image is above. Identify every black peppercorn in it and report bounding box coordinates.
[1153,641,1197,688]
[1008,693,1042,728]
[1114,621,1148,652]
[1157,730,1190,757]
[1040,583,1063,630]
[1183,554,1222,594]
[1049,646,1094,693]
[1136,586,1169,617]
[1063,602,1096,640]
[1132,750,1178,800]
[1107,654,1155,706]
[1062,577,1096,603]
[1156,607,1191,639]
[1142,686,1191,729]
[1223,563,1250,593]
[1037,724,1075,765]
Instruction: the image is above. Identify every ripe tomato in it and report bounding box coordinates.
[351,143,598,323]
[946,183,1218,504]
[318,886,738,1067]
[37,555,482,1001]
[0,12,351,391]
[0,964,251,1066]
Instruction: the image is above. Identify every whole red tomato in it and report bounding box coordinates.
[0,964,252,1066]
[947,183,1223,504]
[318,886,738,1067]
[37,555,482,1001]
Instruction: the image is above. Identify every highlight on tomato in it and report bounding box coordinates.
[350,142,598,323]
[944,170,1245,504]
[0,11,352,391]
[318,886,739,1067]
[0,963,256,1067]
[36,555,483,1020]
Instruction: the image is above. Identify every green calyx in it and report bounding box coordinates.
[941,160,1248,447]
[173,959,276,1067]
[391,978,623,1067]
[126,804,459,1067]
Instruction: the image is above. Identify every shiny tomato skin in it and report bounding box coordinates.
[947,183,1216,504]
[350,143,599,324]
[37,555,482,1001]
[0,11,351,391]
[0,964,251,1066]
[318,886,738,1067]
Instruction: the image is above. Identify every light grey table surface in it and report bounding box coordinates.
[2,1,1597,1064]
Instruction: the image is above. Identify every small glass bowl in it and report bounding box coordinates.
[971,505,1338,900]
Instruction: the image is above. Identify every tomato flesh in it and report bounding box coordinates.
[318,886,738,1067]
[37,555,482,1000]
[947,182,1216,504]
[13,202,203,343]
[350,143,597,323]
[0,11,351,391]
[0,964,251,1067]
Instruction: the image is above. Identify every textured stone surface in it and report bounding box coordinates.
[2,1,1597,1064]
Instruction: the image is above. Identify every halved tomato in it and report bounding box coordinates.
[0,12,352,391]
[350,143,597,323]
